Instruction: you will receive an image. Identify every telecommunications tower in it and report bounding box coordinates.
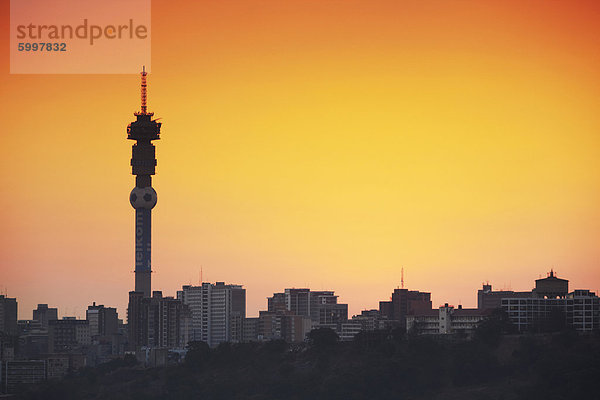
[127,67,161,298]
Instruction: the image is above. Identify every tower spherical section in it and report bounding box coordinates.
[130,187,157,209]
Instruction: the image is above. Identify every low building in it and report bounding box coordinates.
[478,270,569,312]
[351,309,395,332]
[407,304,490,336]
[502,289,600,332]
[257,311,312,343]
[2,360,46,393]
[16,321,48,360]
[135,347,169,368]
[339,321,362,341]
[48,318,90,353]
[242,317,259,342]
[487,271,600,332]
[406,309,440,335]
[88,334,127,366]
[477,284,532,310]
[44,353,86,379]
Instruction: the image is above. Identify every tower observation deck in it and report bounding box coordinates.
[127,67,161,298]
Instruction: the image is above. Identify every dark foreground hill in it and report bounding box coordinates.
[15,329,600,400]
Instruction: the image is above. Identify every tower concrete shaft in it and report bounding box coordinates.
[127,68,161,298]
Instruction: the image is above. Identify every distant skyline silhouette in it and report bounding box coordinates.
[2,0,600,320]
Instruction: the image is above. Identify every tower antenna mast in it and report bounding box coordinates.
[401,267,404,289]
[140,65,147,114]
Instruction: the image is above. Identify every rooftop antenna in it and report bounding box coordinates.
[401,267,405,289]
[200,266,203,285]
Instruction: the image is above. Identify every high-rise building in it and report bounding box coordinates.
[177,282,246,347]
[283,289,311,317]
[0,295,18,336]
[146,292,188,349]
[309,291,348,326]
[267,293,287,314]
[128,291,189,350]
[265,288,349,338]
[32,304,58,330]
[86,303,118,337]
[127,292,145,350]
[378,288,432,327]
[268,289,348,325]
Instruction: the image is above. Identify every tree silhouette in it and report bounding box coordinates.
[307,328,339,348]
[184,341,210,368]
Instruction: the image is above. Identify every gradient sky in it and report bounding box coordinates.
[1,0,599,320]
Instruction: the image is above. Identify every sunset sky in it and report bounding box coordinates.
[1,0,599,320]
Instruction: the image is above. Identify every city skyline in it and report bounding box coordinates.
[2,270,590,322]
[2,0,600,321]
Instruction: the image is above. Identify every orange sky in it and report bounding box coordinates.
[1,0,599,320]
